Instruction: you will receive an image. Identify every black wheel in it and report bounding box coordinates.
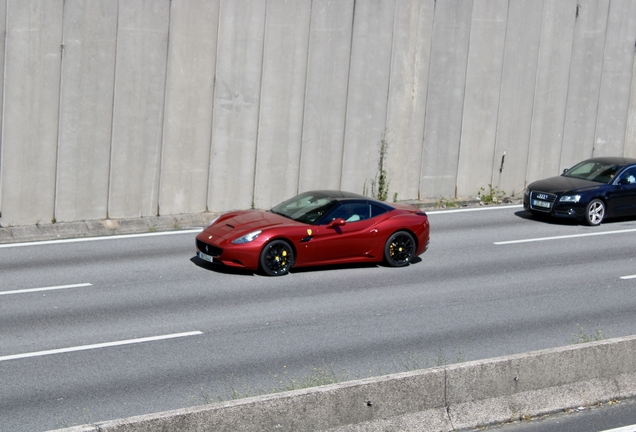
[584,199,605,226]
[384,231,416,267]
[259,240,294,276]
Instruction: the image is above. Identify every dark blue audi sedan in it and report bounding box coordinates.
[523,157,636,226]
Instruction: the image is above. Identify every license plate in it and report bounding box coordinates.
[532,199,551,209]
[198,251,214,263]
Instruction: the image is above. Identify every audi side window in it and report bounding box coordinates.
[617,167,636,185]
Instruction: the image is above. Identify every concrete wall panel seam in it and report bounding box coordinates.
[418,0,437,200]
[156,2,172,217]
[491,0,544,197]
[488,0,511,187]
[338,0,357,192]
[591,0,612,157]
[456,0,508,197]
[2,0,64,225]
[559,0,610,169]
[106,0,121,219]
[522,0,546,186]
[252,1,268,206]
[454,0,477,198]
[383,0,398,134]
[205,2,222,213]
[53,1,64,222]
[625,34,636,157]
[557,1,583,170]
[295,1,313,194]
[0,0,7,217]
[387,0,436,200]
[297,0,353,193]
[525,0,577,185]
[420,0,474,198]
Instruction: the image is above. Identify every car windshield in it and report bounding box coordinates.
[563,161,621,184]
[270,193,338,224]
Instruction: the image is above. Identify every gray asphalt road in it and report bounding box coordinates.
[467,397,636,432]
[1,205,636,431]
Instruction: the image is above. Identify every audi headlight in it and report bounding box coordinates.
[559,195,581,203]
[232,230,262,244]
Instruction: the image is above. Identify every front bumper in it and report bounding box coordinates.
[195,234,262,270]
[523,192,586,220]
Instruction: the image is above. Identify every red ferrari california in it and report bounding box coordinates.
[195,190,430,276]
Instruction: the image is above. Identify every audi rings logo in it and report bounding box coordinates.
[537,193,548,200]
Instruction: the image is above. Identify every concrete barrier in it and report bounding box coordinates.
[49,334,636,432]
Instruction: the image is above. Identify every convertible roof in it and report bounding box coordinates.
[304,190,366,199]
[302,190,394,208]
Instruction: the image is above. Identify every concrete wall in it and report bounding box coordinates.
[297,0,353,193]
[55,0,117,222]
[253,0,311,208]
[2,1,63,226]
[1,0,636,226]
[49,335,636,431]
[159,0,219,216]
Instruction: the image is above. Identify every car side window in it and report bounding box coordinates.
[370,203,389,218]
[328,203,371,223]
[617,167,636,185]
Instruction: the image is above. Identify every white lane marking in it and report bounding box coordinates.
[494,228,636,245]
[0,331,203,362]
[0,229,203,249]
[428,204,523,215]
[620,275,636,280]
[599,424,636,432]
[0,283,93,296]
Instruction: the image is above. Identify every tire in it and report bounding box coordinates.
[384,231,416,267]
[259,240,294,276]
[584,199,605,226]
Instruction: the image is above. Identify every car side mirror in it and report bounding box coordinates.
[562,168,569,174]
[618,178,631,185]
[327,218,346,228]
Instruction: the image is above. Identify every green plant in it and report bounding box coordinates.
[573,325,605,344]
[389,349,463,372]
[376,131,390,201]
[478,184,506,204]
[214,364,348,403]
[435,199,460,209]
[149,225,157,232]
[271,364,346,392]
[173,223,182,230]
[393,192,398,203]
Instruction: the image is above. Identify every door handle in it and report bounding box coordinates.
[370,229,378,234]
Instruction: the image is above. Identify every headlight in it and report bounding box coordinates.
[559,195,581,203]
[232,230,262,244]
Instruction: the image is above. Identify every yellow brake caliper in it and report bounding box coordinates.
[393,241,404,255]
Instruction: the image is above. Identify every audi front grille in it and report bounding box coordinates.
[529,191,557,212]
